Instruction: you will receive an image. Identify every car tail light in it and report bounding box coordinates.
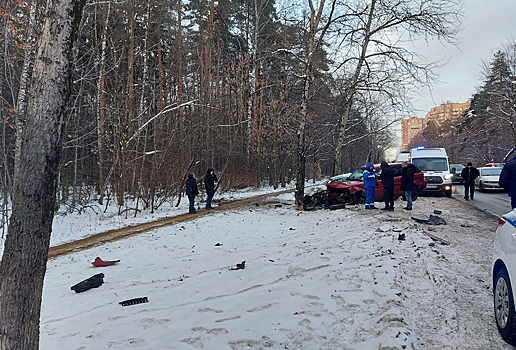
[497,218,506,230]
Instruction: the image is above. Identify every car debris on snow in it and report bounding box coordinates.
[70,273,105,293]
[119,297,148,306]
[411,215,447,225]
[230,261,246,270]
[91,257,120,267]
[422,232,450,246]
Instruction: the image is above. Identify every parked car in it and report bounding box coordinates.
[493,210,516,345]
[450,164,465,184]
[486,163,505,168]
[326,163,427,204]
[476,167,503,192]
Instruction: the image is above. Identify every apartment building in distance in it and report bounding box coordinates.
[401,117,425,151]
[425,101,470,125]
[401,101,471,150]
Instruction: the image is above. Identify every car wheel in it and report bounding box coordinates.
[494,265,516,345]
[445,189,452,197]
[479,182,484,192]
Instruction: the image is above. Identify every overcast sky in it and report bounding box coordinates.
[410,0,516,116]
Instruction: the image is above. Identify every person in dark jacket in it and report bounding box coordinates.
[363,163,377,209]
[460,162,480,200]
[500,156,516,209]
[401,162,416,210]
[204,168,217,209]
[379,161,395,211]
[185,173,199,214]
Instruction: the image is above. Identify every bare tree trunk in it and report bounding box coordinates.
[177,0,184,128]
[14,0,37,177]
[295,56,312,206]
[157,2,165,111]
[295,0,335,206]
[0,0,86,348]
[332,0,379,175]
[96,1,110,204]
[247,0,260,161]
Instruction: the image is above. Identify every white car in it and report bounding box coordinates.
[493,211,516,345]
[476,167,502,192]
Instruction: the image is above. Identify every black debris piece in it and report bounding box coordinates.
[71,273,105,293]
[119,297,148,306]
[433,210,442,215]
[429,215,447,225]
[398,233,406,241]
[411,215,447,225]
[230,261,246,270]
[269,259,275,263]
[215,243,223,246]
[275,204,283,208]
[329,203,346,210]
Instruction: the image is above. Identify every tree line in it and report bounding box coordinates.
[1,0,462,214]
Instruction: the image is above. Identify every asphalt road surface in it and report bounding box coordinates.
[451,184,511,217]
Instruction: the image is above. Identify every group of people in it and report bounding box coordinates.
[184,157,516,214]
[362,161,418,211]
[185,168,217,214]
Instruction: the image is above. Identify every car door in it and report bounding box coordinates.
[392,166,403,196]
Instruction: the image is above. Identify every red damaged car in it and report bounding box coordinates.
[326,163,427,204]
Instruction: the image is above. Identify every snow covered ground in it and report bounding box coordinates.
[39,193,512,349]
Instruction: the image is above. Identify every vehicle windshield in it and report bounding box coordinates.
[451,164,464,173]
[481,168,502,176]
[347,169,365,181]
[346,167,382,181]
[412,158,449,172]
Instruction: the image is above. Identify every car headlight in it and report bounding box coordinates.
[444,174,453,180]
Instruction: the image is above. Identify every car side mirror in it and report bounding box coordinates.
[451,168,456,174]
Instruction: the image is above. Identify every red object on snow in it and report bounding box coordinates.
[92,257,120,267]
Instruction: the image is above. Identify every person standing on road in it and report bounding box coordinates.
[499,156,516,209]
[363,163,378,210]
[461,162,480,200]
[379,161,395,211]
[401,161,416,211]
[204,168,217,210]
[186,173,199,214]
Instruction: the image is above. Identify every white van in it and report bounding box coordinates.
[409,147,453,197]
[395,151,410,163]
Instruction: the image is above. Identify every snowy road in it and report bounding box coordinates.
[40,194,513,349]
[452,185,510,217]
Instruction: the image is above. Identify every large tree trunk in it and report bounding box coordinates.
[333,0,376,175]
[177,0,184,129]
[295,0,332,206]
[96,1,110,204]
[0,0,86,349]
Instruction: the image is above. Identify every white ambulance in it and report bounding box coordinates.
[409,147,453,197]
